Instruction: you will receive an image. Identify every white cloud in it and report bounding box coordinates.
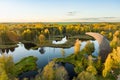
[63,17,120,22]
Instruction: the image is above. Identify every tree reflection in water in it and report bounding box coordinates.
[10,47,15,52]
[23,43,36,50]
[0,47,15,54]
[39,47,45,54]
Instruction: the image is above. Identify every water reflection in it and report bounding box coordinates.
[0,40,99,80]
[0,40,99,68]
[80,40,99,56]
[60,48,65,58]
[10,47,15,52]
[39,47,45,54]
[19,71,38,80]
[52,36,67,44]
[0,47,16,54]
[23,43,36,50]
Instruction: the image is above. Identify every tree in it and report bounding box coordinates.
[39,34,45,45]
[22,29,33,41]
[0,71,9,80]
[110,30,120,49]
[58,26,63,35]
[74,39,81,55]
[0,31,10,45]
[43,61,55,80]
[0,55,16,80]
[86,55,97,75]
[100,31,106,37]
[113,30,120,37]
[86,65,97,75]
[83,41,94,55]
[7,31,19,42]
[75,71,96,80]
[55,66,69,80]
[42,61,69,80]
[108,32,112,40]
[102,47,120,78]
[44,28,50,38]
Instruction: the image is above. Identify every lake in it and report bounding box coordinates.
[0,40,99,79]
[0,40,99,68]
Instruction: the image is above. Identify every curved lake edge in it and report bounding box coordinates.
[0,37,99,80]
[0,44,18,49]
[0,34,94,49]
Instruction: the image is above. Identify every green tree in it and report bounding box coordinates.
[83,41,94,55]
[75,71,96,80]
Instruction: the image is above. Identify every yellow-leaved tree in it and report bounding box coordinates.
[102,47,120,77]
[40,61,68,80]
[39,34,45,45]
[110,30,120,49]
[74,39,81,55]
[0,55,16,80]
[22,29,32,41]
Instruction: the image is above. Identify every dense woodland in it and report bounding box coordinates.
[0,22,120,80]
[0,22,120,44]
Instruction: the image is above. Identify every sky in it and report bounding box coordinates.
[0,0,120,22]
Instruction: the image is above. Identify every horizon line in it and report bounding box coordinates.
[0,21,120,23]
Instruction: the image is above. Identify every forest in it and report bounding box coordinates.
[0,22,120,80]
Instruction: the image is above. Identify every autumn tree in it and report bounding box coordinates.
[74,71,96,80]
[22,29,33,41]
[0,55,16,80]
[58,26,63,35]
[39,34,45,45]
[0,31,13,45]
[100,31,106,37]
[7,31,19,42]
[102,47,120,78]
[108,32,112,40]
[41,61,69,80]
[44,28,50,38]
[87,56,97,75]
[110,30,120,49]
[74,39,81,55]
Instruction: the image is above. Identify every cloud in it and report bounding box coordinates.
[64,17,120,22]
[66,11,76,16]
[81,18,100,20]
[102,17,117,19]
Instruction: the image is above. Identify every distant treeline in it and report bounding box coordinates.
[0,22,120,45]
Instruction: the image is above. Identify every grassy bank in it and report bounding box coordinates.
[15,56,38,75]
[0,44,18,49]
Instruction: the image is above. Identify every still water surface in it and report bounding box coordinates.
[2,40,99,69]
[0,40,99,79]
